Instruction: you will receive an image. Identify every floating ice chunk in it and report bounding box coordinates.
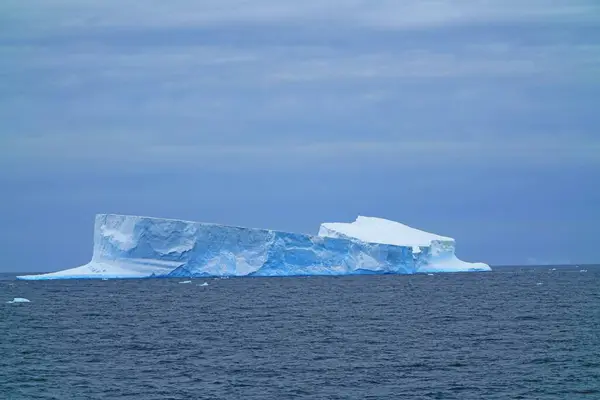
[427,273,434,276]
[179,280,192,284]
[536,282,543,285]
[198,282,209,287]
[7,298,30,303]
[580,269,588,273]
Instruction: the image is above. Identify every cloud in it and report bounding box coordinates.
[4,0,598,34]
[2,131,598,180]
[1,0,599,177]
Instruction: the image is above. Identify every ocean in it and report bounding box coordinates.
[1,266,599,399]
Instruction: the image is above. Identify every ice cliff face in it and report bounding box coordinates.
[17,214,490,280]
[319,216,489,273]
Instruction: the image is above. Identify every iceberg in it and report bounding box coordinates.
[17,214,489,280]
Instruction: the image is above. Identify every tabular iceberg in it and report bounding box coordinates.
[17,214,490,280]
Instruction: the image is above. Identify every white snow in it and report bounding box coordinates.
[417,256,490,273]
[17,260,175,280]
[7,298,30,303]
[319,216,453,247]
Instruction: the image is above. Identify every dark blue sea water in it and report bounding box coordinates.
[1,266,599,399]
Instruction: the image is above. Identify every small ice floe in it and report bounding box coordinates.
[427,273,434,276]
[550,268,557,271]
[580,269,588,273]
[179,280,192,284]
[536,282,543,286]
[7,298,30,304]
[198,282,209,287]
[101,278,109,281]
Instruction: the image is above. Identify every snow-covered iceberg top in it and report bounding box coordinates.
[319,216,453,247]
[17,214,489,280]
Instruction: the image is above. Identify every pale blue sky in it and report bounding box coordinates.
[1,1,599,271]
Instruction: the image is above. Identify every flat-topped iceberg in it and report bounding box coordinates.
[17,214,489,280]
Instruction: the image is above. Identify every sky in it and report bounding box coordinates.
[1,0,599,272]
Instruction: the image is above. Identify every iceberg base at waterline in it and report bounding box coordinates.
[17,214,490,280]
